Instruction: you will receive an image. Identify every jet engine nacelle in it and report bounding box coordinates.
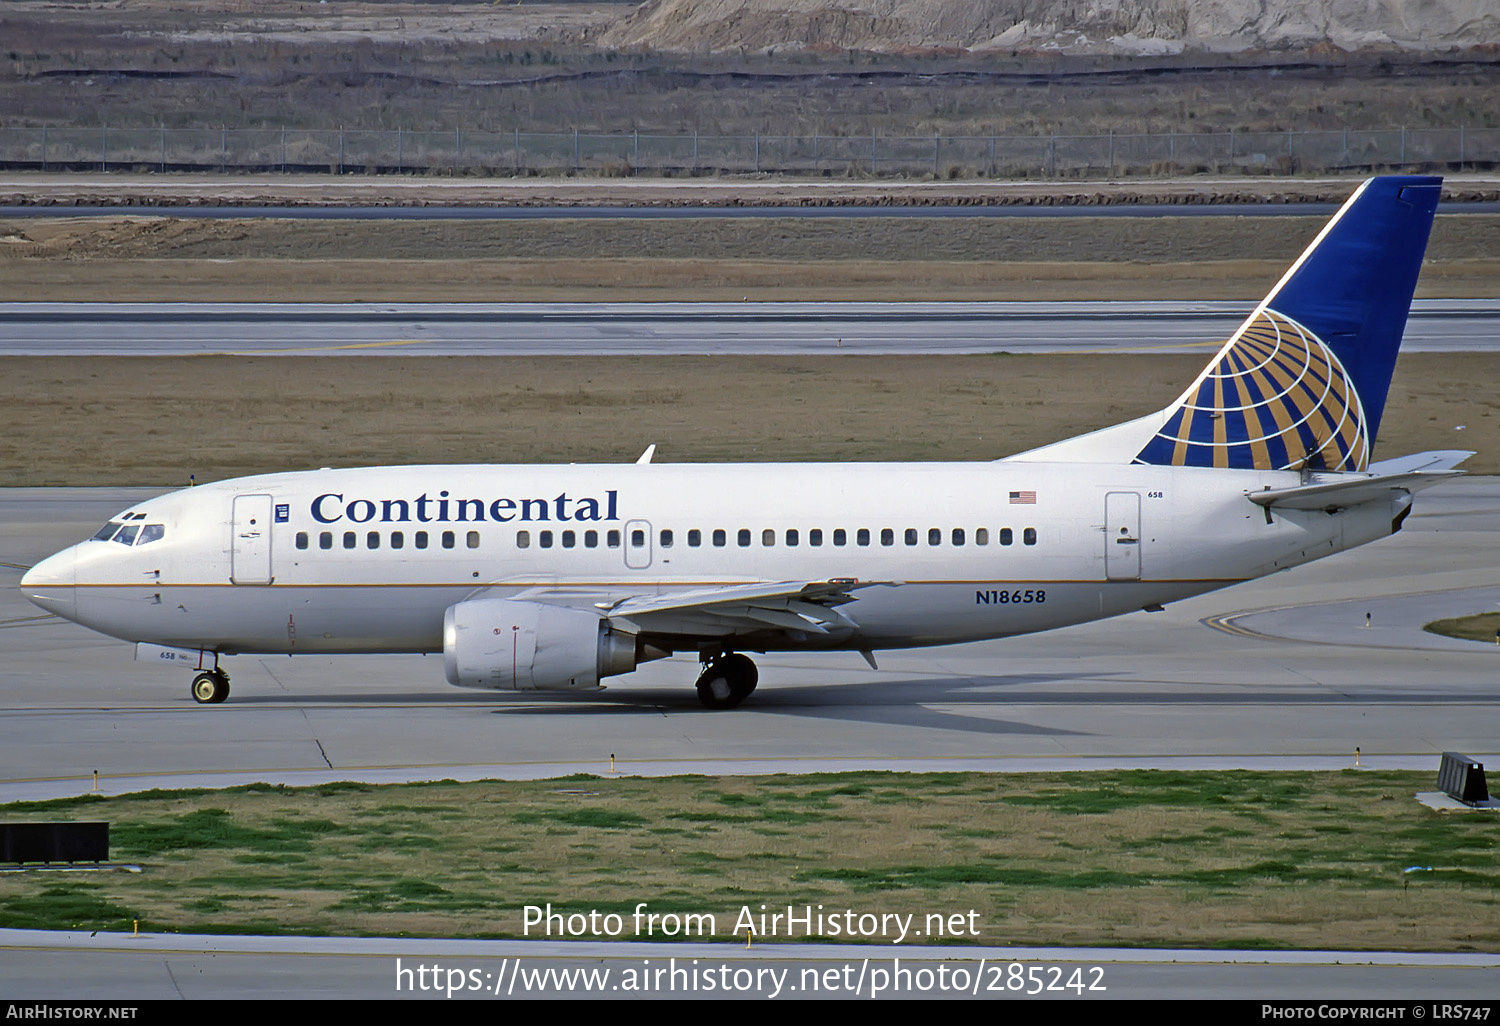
[443,598,639,691]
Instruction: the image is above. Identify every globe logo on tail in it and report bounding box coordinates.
[1134,309,1370,472]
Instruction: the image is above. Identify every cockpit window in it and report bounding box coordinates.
[113,524,140,546]
[93,522,122,541]
[137,524,165,546]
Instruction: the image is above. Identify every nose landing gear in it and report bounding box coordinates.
[695,653,758,710]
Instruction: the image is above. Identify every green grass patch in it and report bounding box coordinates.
[1424,612,1500,644]
[0,770,1493,951]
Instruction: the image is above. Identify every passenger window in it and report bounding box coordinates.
[516,531,531,549]
[415,531,429,549]
[631,529,645,548]
[441,531,455,549]
[928,528,940,546]
[367,532,380,549]
[809,529,822,546]
[786,529,798,547]
[1000,528,1013,546]
[467,531,480,549]
[343,531,356,550]
[881,528,894,546]
[540,531,554,549]
[762,529,775,547]
[320,531,332,550]
[607,530,621,548]
[660,529,673,548]
[391,531,404,549]
[857,528,870,546]
[688,529,701,547]
[834,529,847,546]
[137,524,165,546]
[562,530,576,549]
[114,525,140,546]
[1024,527,1037,546]
[713,529,726,547]
[738,529,751,547]
[952,528,965,546]
[585,530,598,548]
[296,532,309,550]
[975,528,989,546]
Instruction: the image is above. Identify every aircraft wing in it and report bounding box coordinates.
[598,579,891,638]
[1246,451,1473,512]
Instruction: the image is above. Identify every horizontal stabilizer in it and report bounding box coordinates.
[1246,452,1471,511]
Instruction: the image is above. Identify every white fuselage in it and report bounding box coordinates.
[22,460,1405,664]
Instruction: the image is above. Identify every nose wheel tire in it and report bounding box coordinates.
[694,654,758,710]
[191,670,230,705]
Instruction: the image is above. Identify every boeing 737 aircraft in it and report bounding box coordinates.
[21,176,1470,709]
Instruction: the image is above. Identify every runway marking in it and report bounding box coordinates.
[222,339,433,356]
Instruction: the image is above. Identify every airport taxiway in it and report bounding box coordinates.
[1,299,1497,356]
[2,480,1496,800]
[3,482,1498,999]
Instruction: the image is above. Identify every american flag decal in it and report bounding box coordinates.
[1009,490,1036,505]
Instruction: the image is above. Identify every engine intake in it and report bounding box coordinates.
[443,598,646,691]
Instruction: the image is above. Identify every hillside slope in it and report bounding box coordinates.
[599,0,1500,54]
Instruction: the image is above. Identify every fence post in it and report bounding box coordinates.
[633,129,639,174]
[515,127,520,174]
[573,127,579,172]
[1108,130,1114,175]
[933,133,939,176]
[100,125,106,171]
[1400,125,1406,167]
[456,127,461,171]
[870,131,875,174]
[397,127,402,173]
[755,131,760,174]
[1048,134,1055,177]
[1459,124,1465,170]
[1228,128,1234,163]
[41,125,46,171]
[281,126,287,172]
[1341,129,1347,169]
[339,125,345,174]
[692,129,697,172]
[160,124,166,173]
[812,130,818,173]
[221,127,226,173]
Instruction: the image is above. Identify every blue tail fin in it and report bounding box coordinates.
[1134,175,1441,472]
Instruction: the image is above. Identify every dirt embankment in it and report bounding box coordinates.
[600,0,1500,54]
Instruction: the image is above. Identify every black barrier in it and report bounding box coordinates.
[0,822,109,864]
[1438,752,1490,805]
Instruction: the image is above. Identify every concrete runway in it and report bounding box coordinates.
[2,299,1497,355]
[3,481,1498,999]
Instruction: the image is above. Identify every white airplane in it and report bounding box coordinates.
[22,175,1469,709]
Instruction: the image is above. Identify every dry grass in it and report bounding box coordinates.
[2,351,1496,486]
[1,213,1496,303]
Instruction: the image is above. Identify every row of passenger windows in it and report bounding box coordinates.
[295,526,1038,552]
[296,530,480,551]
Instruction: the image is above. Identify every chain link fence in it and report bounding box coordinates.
[1,125,1493,177]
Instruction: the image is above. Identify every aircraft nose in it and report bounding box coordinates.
[20,547,76,620]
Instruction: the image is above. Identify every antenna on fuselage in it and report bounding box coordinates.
[636,444,656,465]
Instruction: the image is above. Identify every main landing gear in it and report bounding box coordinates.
[695,653,758,710]
[191,668,230,704]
